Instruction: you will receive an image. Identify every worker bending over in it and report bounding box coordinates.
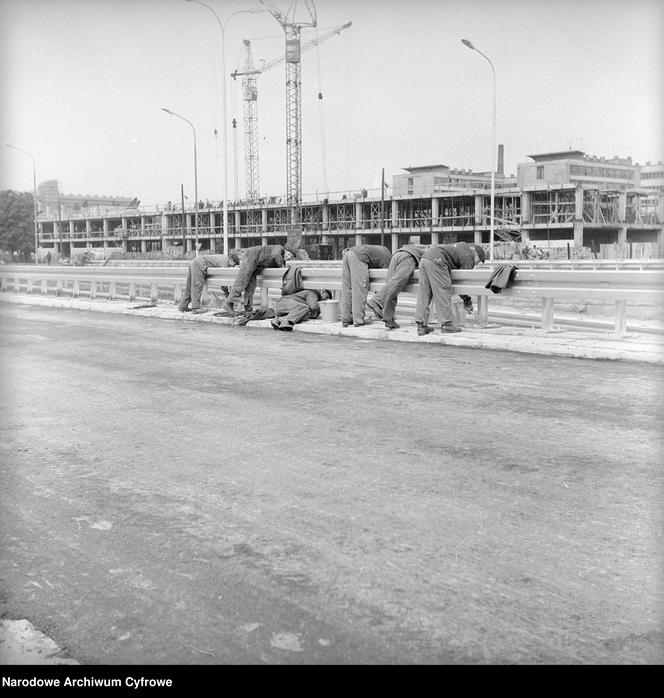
[178,251,240,314]
[415,242,486,335]
[340,244,391,327]
[221,243,299,317]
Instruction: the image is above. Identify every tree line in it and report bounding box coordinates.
[0,189,35,261]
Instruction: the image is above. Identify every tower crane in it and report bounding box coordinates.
[232,20,352,202]
[257,0,318,240]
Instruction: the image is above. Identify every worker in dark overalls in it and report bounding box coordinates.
[366,244,427,329]
[237,289,332,331]
[178,251,240,314]
[414,242,485,335]
[340,244,391,327]
[221,244,299,316]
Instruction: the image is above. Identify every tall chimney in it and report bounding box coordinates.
[497,144,504,176]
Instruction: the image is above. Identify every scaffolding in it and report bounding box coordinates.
[582,190,621,225]
[531,190,576,225]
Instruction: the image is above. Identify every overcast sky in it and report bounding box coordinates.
[1,0,662,207]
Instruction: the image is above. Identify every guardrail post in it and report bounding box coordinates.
[128,282,136,301]
[90,279,97,300]
[452,298,465,326]
[72,280,80,298]
[27,278,34,294]
[174,282,182,304]
[542,297,554,332]
[477,295,489,328]
[56,279,63,296]
[40,278,48,295]
[614,300,627,338]
[150,282,158,303]
[109,281,117,300]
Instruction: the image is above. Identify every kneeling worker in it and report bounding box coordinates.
[238,289,332,330]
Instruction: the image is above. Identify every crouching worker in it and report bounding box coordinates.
[237,289,332,331]
[178,251,240,314]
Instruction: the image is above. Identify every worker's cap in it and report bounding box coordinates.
[471,244,486,263]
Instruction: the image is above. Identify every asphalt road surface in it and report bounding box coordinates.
[0,304,662,665]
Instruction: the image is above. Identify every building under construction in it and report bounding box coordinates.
[35,149,663,260]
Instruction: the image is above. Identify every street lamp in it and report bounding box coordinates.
[162,107,199,254]
[186,0,266,255]
[5,143,39,263]
[462,38,496,262]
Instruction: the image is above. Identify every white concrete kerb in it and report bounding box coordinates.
[1,294,663,365]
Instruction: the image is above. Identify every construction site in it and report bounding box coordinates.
[27,0,664,263]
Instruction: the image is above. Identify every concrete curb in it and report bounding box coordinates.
[2,293,663,364]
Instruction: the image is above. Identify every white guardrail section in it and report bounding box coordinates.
[1,264,663,339]
[89,258,664,271]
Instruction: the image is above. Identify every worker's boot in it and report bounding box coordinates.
[440,321,462,333]
[416,322,433,336]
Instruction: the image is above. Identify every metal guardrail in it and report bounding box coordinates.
[58,257,664,272]
[1,264,662,339]
[491,259,664,271]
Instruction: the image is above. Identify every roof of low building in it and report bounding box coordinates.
[526,151,587,162]
[402,165,451,173]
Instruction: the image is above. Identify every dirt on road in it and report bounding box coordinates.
[0,304,662,665]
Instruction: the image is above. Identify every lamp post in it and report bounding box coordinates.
[186,1,266,255]
[6,143,39,263]
[162,107,199,254]
[461,38,495,262]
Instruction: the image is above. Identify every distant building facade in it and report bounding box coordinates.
[517,151,636,190]
[37,179,138,219]
[638,162,664,194]
[392,146,517,197]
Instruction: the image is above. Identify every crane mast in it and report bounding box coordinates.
[284,22,303,228]
[232,22,351,202]
[240,40,260,200]
[259,0,317,241]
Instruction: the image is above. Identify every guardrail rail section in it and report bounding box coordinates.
[1,263,663,339]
